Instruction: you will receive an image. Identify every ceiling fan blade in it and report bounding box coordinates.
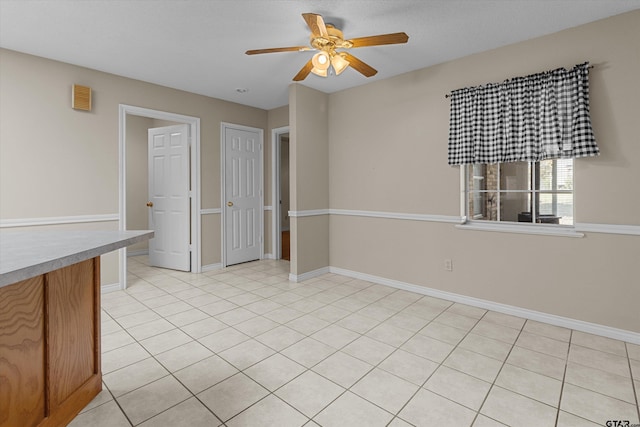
[348,32,409,48]
[302,13,328,38]
[293,59,314,81]
[342,53,377,77]
[245,46,311,55]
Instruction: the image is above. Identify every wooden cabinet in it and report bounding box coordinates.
[0,275,45,426]
[0,258,101,427]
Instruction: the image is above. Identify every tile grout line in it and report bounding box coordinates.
[103,383,135,427]
[625,343,640,423]
[464,309,496,427]
[194,373,310,426]
[458,310,508,426]
[554,328,572,427]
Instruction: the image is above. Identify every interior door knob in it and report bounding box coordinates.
[146,202,153,207]
[227,201,234,207]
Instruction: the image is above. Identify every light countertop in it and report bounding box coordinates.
[0,230,153,287]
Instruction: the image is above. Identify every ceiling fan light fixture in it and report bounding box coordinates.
[331,53,349,75]
[311,51,330,71]
[310,67,328,77]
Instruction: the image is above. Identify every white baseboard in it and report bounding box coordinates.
[127,249,149,257]
[202,263,223,272]
[101,282,122,294]
[289,266,330,283]
[330,266,640,345]
[263,253,275,260]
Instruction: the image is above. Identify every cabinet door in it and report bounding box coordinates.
[0,276,46,427]
[47,258,98,410]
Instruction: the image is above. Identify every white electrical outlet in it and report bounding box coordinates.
[444,259,453,271]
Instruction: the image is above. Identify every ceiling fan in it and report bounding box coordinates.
[245,13,409,81]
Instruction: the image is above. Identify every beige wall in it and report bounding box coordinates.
[326,11,640,332]
[289,84,329,275]
[0,48,268,279]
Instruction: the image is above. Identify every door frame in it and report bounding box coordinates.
[271,126,289,259]
[220,122,264,267]
[119,104,201,289]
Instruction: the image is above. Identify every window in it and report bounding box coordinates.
[465,158,573,225]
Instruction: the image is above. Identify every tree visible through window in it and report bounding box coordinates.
[466,159,573,225]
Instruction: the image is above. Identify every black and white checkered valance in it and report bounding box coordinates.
[447,62,599,165]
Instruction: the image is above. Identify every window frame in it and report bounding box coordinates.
[457,161,583,238]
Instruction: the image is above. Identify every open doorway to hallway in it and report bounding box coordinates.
[280,133,290,260]
[272,126,290,261]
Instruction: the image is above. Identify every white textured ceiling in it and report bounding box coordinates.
[1,0,638,110]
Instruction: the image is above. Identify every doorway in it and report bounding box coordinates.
[118,105,201,289]
[272,126,290,260]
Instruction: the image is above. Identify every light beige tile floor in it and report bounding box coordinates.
[69,256,640,426]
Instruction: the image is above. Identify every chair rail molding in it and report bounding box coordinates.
[575,222,640,236]
[200,208,222,215]
[0,214,119,228]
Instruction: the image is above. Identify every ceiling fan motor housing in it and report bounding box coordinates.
[310,24,353,51]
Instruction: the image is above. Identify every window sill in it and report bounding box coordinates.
[455,221,584,238]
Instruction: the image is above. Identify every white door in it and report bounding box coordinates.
[148,124,190,271]
[224,126,262,266]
